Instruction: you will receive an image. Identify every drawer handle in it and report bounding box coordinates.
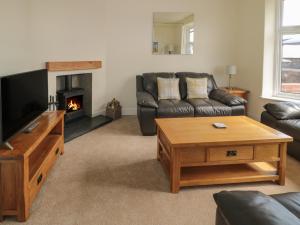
[37,174,43,185]
[227,150,237,157]
[55,148,59,155]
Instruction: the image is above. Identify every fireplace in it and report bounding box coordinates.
[57,75,85,122]
[54,73,112,142]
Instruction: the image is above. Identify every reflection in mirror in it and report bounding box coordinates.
[153,12,194,55]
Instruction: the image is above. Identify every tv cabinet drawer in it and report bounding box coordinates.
[29,170,45,206]
[29,139,63,205]
[208,146,254,162]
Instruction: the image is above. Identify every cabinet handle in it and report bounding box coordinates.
[55,148,59,155]
[227,150,237,157]
[37,174,43,185]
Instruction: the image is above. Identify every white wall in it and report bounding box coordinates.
[28,0,107,115]
[234,0,265,120]
[234,0,279,120]
[0,0,32,75]
[1,0,253,116]
[105,0,239,114]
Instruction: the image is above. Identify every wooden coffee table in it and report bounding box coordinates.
[155,116,293,193]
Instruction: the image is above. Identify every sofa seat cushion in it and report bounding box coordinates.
[187,99,231,116]
[157,100,194,118]
[272,192,300,219]
[277,119,300,141]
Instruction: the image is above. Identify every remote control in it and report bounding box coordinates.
[213,123,227,129]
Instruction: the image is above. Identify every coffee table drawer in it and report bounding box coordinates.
[208,146,254,162]
[180,148,205,164]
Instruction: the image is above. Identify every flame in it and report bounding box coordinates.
[68,99,81,111]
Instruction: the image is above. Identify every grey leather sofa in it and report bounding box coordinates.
[214,191,300,225]
[261,102,300,160]
[136,72,247,135]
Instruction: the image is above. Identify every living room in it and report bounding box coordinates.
[1,0,300,224]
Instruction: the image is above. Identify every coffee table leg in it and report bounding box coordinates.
[170,148,180,193]
[277,143,287,186]
[157,141,161,161]
[157,129,161,161]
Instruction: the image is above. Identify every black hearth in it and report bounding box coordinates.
[57,75,85,122]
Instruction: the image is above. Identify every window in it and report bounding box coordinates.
[275,0,300,98]
[181,23,194,55]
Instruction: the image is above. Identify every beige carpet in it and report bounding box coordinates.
[4,116,300,225]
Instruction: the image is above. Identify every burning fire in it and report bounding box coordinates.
[67,99,81,111]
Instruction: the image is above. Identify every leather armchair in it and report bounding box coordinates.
[136,72,247,135]
[214,191,300,225]
[261,102,300,160]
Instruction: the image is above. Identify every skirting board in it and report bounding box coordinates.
[122,107,137,115]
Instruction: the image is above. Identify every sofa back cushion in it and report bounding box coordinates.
[142,73,175,100]
[175,72,217,99]
[264,102,300,120]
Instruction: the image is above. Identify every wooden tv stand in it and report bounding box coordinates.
[0,111,65,222]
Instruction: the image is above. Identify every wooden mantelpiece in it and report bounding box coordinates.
[46,61,102,72]
[0,111,65,222]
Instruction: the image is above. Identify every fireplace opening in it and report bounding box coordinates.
[57,75,85,123]
[67,95,82,113]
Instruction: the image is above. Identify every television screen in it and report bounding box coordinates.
[0,69,48,143]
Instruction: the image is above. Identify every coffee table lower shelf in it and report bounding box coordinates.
[179,162,278,187]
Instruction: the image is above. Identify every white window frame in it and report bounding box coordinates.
[181,22,194,55]
[274,0,300,99]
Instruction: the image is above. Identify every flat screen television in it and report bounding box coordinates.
[0,69,48,148]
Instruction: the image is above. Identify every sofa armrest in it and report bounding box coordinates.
[216,207,231,225]
[136,75,144,92]
[214,191,300,225]
[210,89,247,106]
[264,102,300,120]
[137,91,158,108]
[271,192,300,218]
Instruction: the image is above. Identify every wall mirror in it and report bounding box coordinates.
[152,12,194,55]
